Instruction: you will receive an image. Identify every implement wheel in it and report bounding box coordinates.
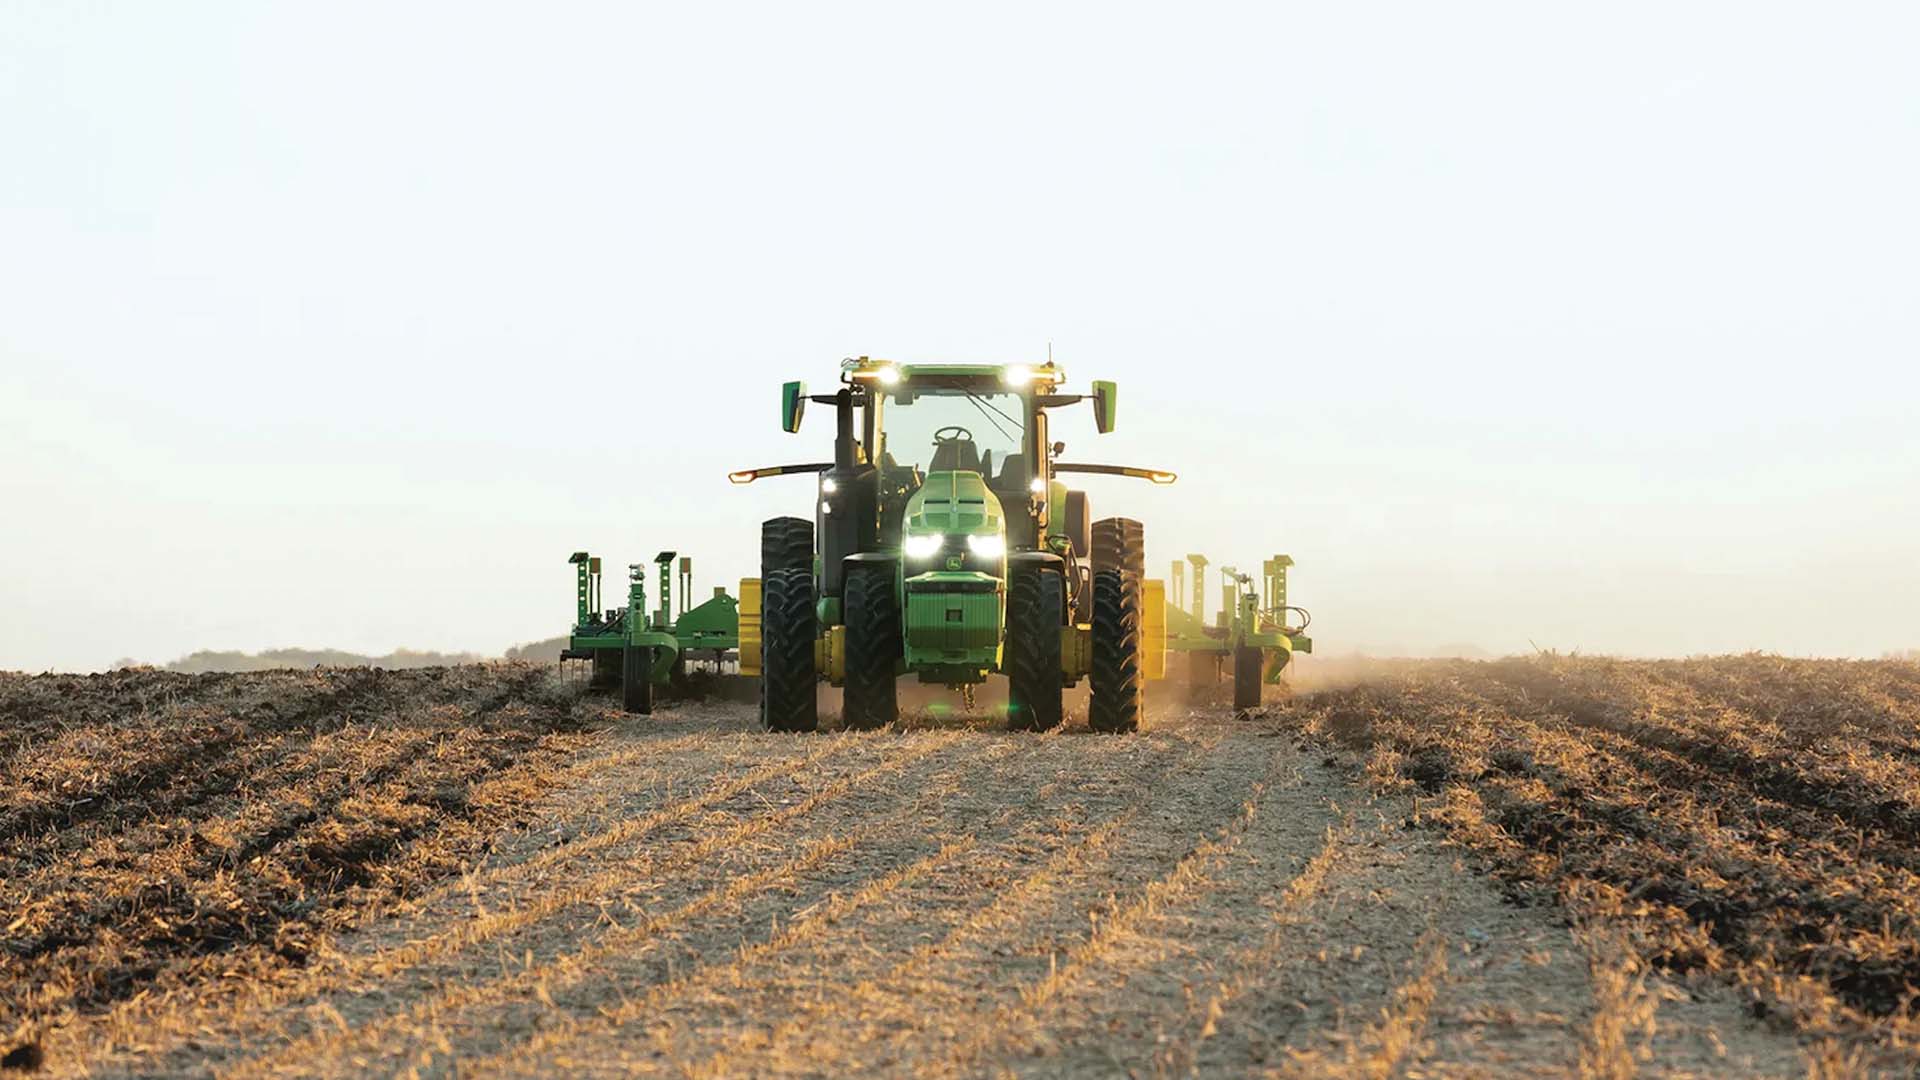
[621,645,655,715]
[1007,566,1064,732]
[842,562,899,731]
[1089,569,1142,733]
[762,516,815,576]
[1233,645,1263,712]
[761,567,819,733]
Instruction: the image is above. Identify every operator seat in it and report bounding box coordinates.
[928,439,981,474]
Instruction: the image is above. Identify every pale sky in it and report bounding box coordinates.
[3,2,1916,672]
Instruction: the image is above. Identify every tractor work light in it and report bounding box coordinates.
[903,534,943,560]
[822,477,837,493]
[728,470,756,485]
[966,534,1006,558]
[1003,364,1034,387]
[847,363,902,386]
[1149,471,1177,485]
[1028,476,1047,494]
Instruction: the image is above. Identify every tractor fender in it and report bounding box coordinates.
[1007,551,1065,573]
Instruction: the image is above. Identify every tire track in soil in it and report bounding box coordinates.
[928,745,1304,1077]
[672,732,1219,1080]
[472,730,1224,1078]
[470,843,979,1077]
[1148,822,1354,1078]
[638,726,1256,1079]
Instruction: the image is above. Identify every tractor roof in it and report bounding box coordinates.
[840,356,1066,390]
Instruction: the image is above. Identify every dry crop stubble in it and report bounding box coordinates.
[673,730,1224,1079]
[6,659,1887,1078]
[66,720,846,1068]
[472,729,1206,1077]
[215,731,973,1077]
[1271,654,1920,1074]
[3,666,599,1065]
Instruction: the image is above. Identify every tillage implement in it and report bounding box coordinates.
[561,551,740,714]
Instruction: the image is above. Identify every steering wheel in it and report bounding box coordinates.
[931,425,974,448]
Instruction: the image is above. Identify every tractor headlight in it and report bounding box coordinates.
[1003,364,1034,387]
[966,534,1005,558]
[875,365,902,387]
[903,534,943,561]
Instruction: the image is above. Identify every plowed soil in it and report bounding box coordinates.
[3,657,1914,1077]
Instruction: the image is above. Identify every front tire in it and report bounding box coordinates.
[621,645,655,715]
[1007,567,1064,732]
[842,562,899,730]
[762,568,819,733]
[1089,569,1142,733]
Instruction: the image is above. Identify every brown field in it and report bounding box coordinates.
[2,656,1918,1077]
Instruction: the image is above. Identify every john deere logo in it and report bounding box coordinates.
[946,555,963,570]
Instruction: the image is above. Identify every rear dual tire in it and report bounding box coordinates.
[1089,517,1146,734]
[1088,568,1142,733]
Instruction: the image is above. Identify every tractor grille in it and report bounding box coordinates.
[904,590,1001,655]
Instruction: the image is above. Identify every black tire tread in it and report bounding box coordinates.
[1090,517,1145,581]
[1089,568,1142,733]
[1007,567,1064,732]
[761,568,818,732]
[761,517,815,576]
[842,563,899,730]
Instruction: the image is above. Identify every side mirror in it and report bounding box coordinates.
[1091,379,1117,434]
[781,380,807,433]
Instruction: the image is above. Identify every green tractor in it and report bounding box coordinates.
[730,357,1177,733]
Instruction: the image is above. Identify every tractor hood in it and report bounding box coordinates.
[901,471,1008,574]
[906,471,1002,535]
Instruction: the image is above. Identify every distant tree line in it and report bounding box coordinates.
[116,636,572,673]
